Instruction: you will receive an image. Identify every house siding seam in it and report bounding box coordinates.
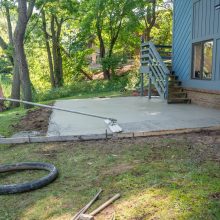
[173,0,220,91]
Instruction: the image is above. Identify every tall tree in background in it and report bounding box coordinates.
[41,9,56,88]
[143,0,156,41]
[0,0,21,107]
[0,0,35,107]
[50,14,64,87]
[138,0,171,42]
[39,0,78,87]
[41,8,63,88]
[14,0,35,106]
[0,0,173,102]
[81,0,135,80]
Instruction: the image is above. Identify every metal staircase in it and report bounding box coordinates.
[140,42,170,99]
[140,41,191,104]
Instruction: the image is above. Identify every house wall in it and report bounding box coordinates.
[173,0,220,91]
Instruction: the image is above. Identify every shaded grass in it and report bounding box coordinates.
[43,90,130,102]
[0,132,220,220]
[0,108,27,137]
[34,76,133,102]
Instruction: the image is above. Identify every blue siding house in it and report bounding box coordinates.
[140,0,220,108]
[173,0,220,108]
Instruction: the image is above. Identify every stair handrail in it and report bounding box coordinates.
[140,41,171,99]
[148,42,170,76]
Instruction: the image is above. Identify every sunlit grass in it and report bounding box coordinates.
[0,134,219,220]
[0,107,27,137]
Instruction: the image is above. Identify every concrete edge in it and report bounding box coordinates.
[1,126,220,145]
[0,134,113,144]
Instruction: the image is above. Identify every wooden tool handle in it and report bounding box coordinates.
[90,193,120,216]
[71,189,102,220]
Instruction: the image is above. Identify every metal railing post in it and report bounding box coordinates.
[165,74,169,99]
[140,72,144,96]
[148,75,152,99]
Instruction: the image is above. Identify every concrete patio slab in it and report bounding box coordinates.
[47,97,220,136]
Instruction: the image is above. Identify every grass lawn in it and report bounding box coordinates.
[0,108,27,137]
[0,131,220,220]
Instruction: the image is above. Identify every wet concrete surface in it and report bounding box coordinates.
[47,97,220,136]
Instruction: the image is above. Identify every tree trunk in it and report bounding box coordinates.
[99,36,110,80]
[3,1,20,107]
[96,16,110,80]
[51,15,63,87]
[14,35,32,104]
[10,57,20,107]
[57,45,63,86]
[143,0,156,42]
[13,0,35,108]
[143,28,151,42]
[79,68,93,80]
[41,10,56,88]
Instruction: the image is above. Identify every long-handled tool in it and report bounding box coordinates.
[72,189,103,220]
[79,194,121,220]
[0,98,123,133]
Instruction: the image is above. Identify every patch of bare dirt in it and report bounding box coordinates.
[12,106,52,135]
[209,192,220,200]
[95,205,115,220]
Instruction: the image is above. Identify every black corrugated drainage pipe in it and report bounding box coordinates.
[0,162,58,194]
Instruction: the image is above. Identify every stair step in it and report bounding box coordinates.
[168,98,191,104]
[169,81,181,86]
[168,92,187,98]
[169,85,183,88]
[168,86,183,91]
[169,91,187,95]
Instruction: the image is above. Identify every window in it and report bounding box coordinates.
[192,40,213,80]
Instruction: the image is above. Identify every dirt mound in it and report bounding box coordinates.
[12,106,52,135]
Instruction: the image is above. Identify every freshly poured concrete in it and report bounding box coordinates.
[47,97,220,136]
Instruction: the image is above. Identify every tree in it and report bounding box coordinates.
[0,0,21,107]
[81,0,135,79]
[6,2,21,107]
[41,9,56,88]
[136,0,172,43]
[0,0,173,101]
[0,0,35,107]
[38,0,78,87]
[13,0,35,106]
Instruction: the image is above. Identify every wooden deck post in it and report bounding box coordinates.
[148,75,152,99]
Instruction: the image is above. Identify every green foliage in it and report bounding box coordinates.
[0,0,173,101]
[151,8,173,45]
[35,74,133,101]
[0,74,12,97]
[101,55,121,74]
[125,69,140,90]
